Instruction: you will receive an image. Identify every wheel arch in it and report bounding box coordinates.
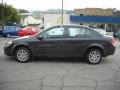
[27,33,32,35]
[13,44,32,55]
[85,45,104,57]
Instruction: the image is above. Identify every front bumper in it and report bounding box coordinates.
[4,45,14,56]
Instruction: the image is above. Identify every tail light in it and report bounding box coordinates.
[111,37,116,46]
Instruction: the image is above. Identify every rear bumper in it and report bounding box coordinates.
[103,46,115,57]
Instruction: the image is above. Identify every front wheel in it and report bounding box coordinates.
[86,49,102,64]
[15,47,32,63]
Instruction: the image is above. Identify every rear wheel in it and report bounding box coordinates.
[86,49,102,64]
[15,47,32,63]
[6,34,10,37]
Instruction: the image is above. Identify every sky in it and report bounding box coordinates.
[1,0,120,11]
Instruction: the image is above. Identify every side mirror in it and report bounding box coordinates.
[38,35,43,40]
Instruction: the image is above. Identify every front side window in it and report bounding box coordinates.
[68,27,92,38]
[43,27,64,38]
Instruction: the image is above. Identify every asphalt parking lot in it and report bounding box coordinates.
[0,37,120,90]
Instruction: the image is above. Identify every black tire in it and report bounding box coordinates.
[3,35,6,37]
[6,34,11,37]
[86,49,102,64]
[15,47,32,63]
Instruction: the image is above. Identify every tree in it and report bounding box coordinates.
[0,3,21,25]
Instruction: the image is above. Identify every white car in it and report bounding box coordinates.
[94,29,107,35]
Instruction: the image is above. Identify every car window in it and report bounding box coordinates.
[69,28,85,37]
[68,27,92,38]
[85,28,92,37]
[43,27,65,38]
[4,26,19,31]
[94,29,107,35]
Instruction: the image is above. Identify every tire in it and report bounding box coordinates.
[6,34,10,37]
[15,47,32,63]
[86,49,102,64]
[3,35,6,37]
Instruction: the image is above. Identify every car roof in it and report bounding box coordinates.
[56,24,83,26]
[50,24,93,29]
[94,28,105,30]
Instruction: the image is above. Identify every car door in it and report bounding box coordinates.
[10,26,19,36]
[31,26,66,56]
[11,26,16,36]
[60,26,93,57]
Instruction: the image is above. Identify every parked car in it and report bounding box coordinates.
[17,27,38,37]
[1,26,20,37]
[113,30,120,38]
[0,29,3,35]
[4,25,115,64]
[114,30,120,41]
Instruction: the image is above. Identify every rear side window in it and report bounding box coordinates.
[4,26,19,31]
[68,27,92,38]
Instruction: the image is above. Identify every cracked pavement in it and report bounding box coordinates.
[0,37,120,90]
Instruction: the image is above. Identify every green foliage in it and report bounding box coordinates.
[0,3,21,25]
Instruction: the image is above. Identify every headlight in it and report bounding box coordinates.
[5,41,13,47]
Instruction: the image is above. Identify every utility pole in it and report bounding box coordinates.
[61,0,63,25]
[2,0,4,28]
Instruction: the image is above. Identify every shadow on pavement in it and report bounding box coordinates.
[5,56,86,64]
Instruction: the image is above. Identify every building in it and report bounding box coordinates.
[21,15,42,26]
[43,14,71,29]
[41,8,120,32]
[74,8,113,16]
[70,8,120,31]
